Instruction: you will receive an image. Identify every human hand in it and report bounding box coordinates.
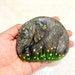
[0,17,74,75]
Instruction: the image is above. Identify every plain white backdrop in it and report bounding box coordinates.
[0,0,75,75]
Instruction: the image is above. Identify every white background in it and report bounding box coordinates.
[0,0,75,75]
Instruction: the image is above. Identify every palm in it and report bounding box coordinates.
[0,25,44,75]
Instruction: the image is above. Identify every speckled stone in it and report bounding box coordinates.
[16,16,69,61]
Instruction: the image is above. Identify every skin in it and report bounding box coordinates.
[0,17,74,75]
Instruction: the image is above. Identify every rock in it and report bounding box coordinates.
[16,16,69,61]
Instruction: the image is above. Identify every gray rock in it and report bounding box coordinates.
[16,16,69,61]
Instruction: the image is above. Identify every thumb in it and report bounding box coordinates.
[0,24,22,40]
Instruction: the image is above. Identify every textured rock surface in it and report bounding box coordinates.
[16,16,69,61]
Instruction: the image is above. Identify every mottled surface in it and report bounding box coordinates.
[16,16,69,61]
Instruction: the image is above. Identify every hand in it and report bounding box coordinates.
[0,17,74,75]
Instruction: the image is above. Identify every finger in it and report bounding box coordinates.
[1,24,22,40]
[69,41,74,48]
[67,30,72,37]
[52,16,60,20]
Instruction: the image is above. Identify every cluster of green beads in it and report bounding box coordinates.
[19,51,64,61]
